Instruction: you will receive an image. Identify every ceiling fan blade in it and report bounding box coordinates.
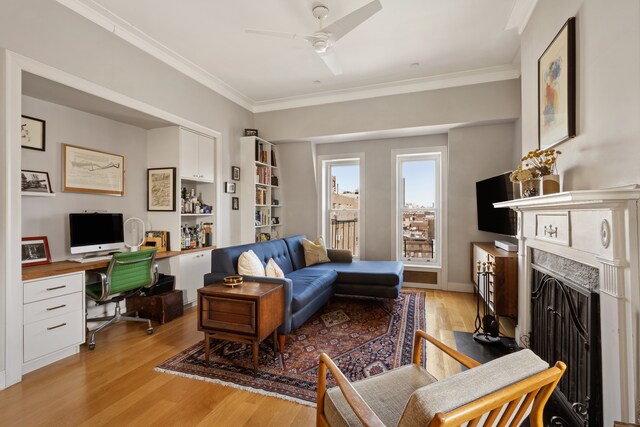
[245,29,301,40]
[317,50,343,75]
[323,0,382,42]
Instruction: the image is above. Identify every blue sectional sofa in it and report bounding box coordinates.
[203,234,403,343]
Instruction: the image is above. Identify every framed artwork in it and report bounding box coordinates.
[21,170,53,195]
[21,115,46,151]
[225,182,236,194]
[538,17,576,149]
[147,167,176,211]
[21,236,52,267]
[232,197,239,210]
[232,166,241,181]
[244,128,259,137]
[63,144,124,196]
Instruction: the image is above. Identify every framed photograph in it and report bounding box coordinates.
[63,144,124,196]
[21,170,53,195]
[538,17,576,149]
[244,128,259,137]
[21,115,46,151]
[232,197,239,210]
[225,182,236,194]
[21,236,52,267]
[232,166,241,181]
[147,167,176,211]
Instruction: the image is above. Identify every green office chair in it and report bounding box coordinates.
[85,249,159,350]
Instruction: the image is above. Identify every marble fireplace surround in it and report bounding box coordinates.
[495,187,640,426]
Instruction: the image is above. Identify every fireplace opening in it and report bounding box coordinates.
[530,249,602,427]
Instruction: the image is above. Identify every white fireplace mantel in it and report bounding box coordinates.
[495,186,640,425]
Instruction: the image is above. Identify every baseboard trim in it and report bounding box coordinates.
[404,281,440,290]
[0,370,5,390]
[22,346,79,375]
[447,282,475,293]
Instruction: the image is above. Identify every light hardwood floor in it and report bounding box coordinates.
[0,290,505,426]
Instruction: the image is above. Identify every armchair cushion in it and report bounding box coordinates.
[325,364,437,427]
[397,349,549,427]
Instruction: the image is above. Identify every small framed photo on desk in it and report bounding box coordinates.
[22,236,52,267]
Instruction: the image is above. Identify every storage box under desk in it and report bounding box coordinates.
[126,290,184,324]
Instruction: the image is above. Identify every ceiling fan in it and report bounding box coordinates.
[246,0,383,75]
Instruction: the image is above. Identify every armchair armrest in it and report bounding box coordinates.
[317,353,385,427]
[327,248,352,263]
[412,330,481,369]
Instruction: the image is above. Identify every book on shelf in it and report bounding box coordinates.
[271,149,277,167]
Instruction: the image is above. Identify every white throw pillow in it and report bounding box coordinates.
[265,258,285,278]
[237,250,265,276]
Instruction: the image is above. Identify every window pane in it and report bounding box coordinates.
[330,164,359,209]
[329,210,359,257]
[402,210,435,261]
[402,159,435,209]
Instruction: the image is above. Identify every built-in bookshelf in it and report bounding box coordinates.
[240,136,284,243]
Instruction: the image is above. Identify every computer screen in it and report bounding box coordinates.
[69,213,125,254]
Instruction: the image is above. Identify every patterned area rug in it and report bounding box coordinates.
[156,290,425,406]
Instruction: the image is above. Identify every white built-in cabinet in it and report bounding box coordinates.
[239,136,284,244]
[147,126,216,305]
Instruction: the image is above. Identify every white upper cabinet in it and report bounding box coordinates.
[180,128,214,182]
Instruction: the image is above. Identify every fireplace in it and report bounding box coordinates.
[530,249,602,426]
[494,188,640,426]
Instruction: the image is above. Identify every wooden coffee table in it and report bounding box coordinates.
[197,281,284,370]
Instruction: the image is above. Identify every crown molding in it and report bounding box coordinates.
[505,0,539,34]
[58,0,521,113]
[56,0,255,111]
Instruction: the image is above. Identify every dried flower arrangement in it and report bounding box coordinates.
[510,148,561,182]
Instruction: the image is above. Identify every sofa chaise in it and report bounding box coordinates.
[203,234,403,348]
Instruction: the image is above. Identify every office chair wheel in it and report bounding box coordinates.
[89,343,96,350]
[147,327,154,335]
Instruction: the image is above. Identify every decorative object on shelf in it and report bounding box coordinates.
[223,275,243,287]
[203,223,213,246]
[271,175,279,187]
[232,197,239,210]
[21,236,52,267]
[271,149,277,167]
[180,222,208,249]
[473,261,500,344]
[539,17,576,149]
[141,230,170,252]
[520,178,541,198]
[244,128,259,137]
[272,217,279,225]
[124,217,145,251]
[225,182,236,194]
[259,233,271,242]
[522,148,562,195]
[63,144,124,196]
[272,199,279,206]
[21,115,46,151]
[147,167,176,211]
[21,170,53,195]
[232,166,241,181]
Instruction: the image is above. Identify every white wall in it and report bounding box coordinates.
[520,0,640,189]
[447,123,517,286]
[21,96,149,261]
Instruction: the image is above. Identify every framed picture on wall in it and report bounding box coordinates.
[63,144,125,196]
[147,167,176,211]
[225,182,236,193]
[21,115,46,151]
[21,236,52,267]
[232,166,241,181]
[538,17,576,149]
[21,170,53,195]
[232,197,239,210]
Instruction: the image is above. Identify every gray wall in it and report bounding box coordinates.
[255,80,521,141]
[21,96,149,261]
[520,0,640,189]
[447,123,517,285]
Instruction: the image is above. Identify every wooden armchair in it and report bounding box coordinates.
[317,330,566,427]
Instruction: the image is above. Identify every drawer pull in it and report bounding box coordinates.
[47,322,67,331]
[46,304,66,311]
[544,225,558,238]
[46,285,66,291]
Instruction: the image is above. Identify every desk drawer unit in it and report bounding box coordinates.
[24,273,83,304]
[24,310,84,362]
[23,292,83,324]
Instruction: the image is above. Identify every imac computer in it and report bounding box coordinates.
[69,213,125,257]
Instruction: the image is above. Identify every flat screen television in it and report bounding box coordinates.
[69,213,125,255]
[475,173,517,236]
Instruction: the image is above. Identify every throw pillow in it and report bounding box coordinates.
[265,258,285,278]
[237,250,265,276]
[302,237,331,266]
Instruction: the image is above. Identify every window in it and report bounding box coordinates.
[395,152,441,265]
[320,157,362,258]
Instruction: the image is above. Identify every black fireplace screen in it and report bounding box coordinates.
[531,265,602,427]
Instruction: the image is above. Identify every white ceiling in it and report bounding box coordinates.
[59,0,531,112]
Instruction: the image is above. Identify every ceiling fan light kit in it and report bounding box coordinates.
[246,0,382,75]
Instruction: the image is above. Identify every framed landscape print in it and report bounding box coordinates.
[21,115,46,151]
[63,144,124,196]
[21,170,53,195]
[21,236,52,267]
[538,17,576,149]
[147,167,176,211]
